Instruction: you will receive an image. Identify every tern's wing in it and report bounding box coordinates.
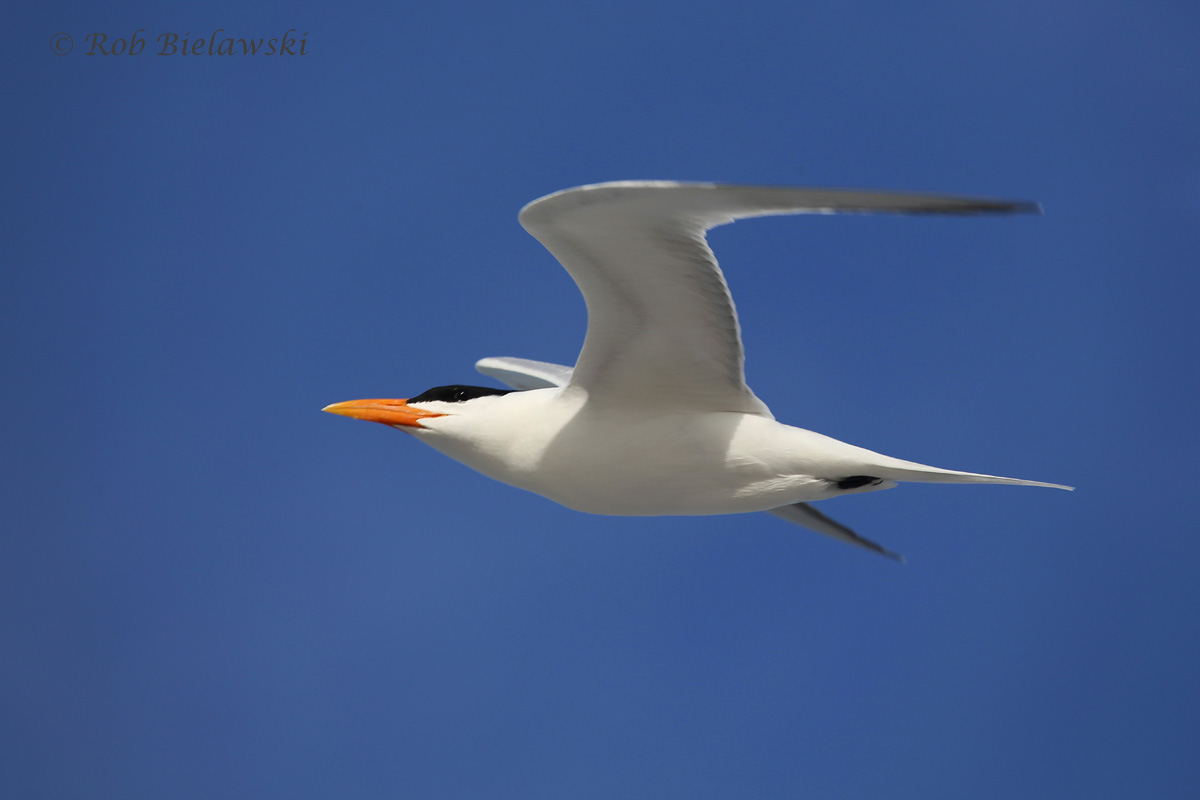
[767,501,904,562]
[475,356,573,390]
[519,181,1038,414]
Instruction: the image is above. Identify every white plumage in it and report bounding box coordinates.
[326,182,1071,559]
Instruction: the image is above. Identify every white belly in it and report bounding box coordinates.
[419,397,840,516]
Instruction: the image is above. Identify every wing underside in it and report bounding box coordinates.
[518,181,1038,414]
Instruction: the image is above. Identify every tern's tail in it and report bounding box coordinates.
[866,456,1073,491]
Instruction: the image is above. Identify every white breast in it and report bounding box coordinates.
[414,391,841,516]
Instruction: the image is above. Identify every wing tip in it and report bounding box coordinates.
[885,197,1042,216]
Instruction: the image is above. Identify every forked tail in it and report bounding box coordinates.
[866,456,1073,490]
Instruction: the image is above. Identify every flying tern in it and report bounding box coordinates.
[325,181,1071,559]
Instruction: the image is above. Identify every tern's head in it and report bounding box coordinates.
[322,384,515,432]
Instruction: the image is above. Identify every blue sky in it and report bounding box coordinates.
[5,1,1199,798]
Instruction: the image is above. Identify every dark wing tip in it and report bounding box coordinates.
[885,197,1043,216]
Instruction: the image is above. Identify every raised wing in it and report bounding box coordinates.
[475,356,573,390]
[519,181,1038,414]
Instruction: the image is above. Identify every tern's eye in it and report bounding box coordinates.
[409,385,514,404]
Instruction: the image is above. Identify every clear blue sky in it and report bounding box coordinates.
[6,2,1199,798]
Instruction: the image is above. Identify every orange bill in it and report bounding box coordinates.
[322,399,446,428]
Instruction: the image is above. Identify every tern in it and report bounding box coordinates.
[325,181,1071,559]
